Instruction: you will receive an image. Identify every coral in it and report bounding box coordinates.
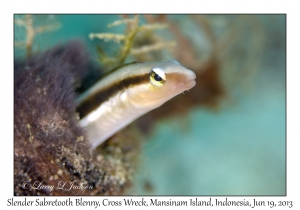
[89,15,175,69]
[14,14,60,58]
[14,40,139,195]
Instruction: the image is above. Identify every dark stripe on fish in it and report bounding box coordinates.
[76,73,149,118]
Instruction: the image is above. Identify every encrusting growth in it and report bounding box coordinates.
[14,41,139,195]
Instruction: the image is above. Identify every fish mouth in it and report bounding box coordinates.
[183,72,196,90]
[184,79,196,90]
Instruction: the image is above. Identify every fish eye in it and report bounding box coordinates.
[154,73,162,82]
[149,68,166,87]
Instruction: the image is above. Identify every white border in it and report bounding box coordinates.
[1,1,298,209]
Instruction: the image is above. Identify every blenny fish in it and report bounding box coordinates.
[76,60,196,148]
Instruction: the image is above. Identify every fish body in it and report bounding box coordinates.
[76,60,196,148]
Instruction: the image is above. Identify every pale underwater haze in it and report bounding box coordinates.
[128,15,286,195]
[14,14,286,195]
[130,67,285,195]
